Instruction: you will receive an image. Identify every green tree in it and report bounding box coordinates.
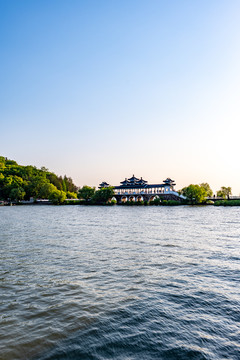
[0,156,5,170]
[0,173,4,183]
[38,183,58,199]
[62,179,67,192]
[181,184,207,204]
[0,156,78,201]
[66,191,77,199]
[78,186,95,201]
[11,175,24,188]
[26,174,48,198]
[63,175,78,193]
[217,186,232,199]
[5,159,17,166]
[9,187,26,201]
[92,187,115,205]
[46,173,62,190]
[3,175,13,187]
[49,190,66,204]
[200,183,213,197]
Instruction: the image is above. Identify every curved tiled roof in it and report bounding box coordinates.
[128,175,139,183]
[100,175,176,190]
[98,181,110,188]
[163,178,176,185]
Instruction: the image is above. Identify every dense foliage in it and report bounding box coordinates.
[78,186,96,201]
[216,186,232,199]
[199,183,213,197]
[0,156,78,203]
[180,184,210,204]
[77,186,115,205]
[180,183,234,204]
[92,187,115,204]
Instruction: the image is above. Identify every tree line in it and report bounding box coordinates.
[0,156,233,205]
[0,156,78,204]
[0,156,115,205]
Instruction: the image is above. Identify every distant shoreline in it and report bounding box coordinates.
[1,199,240,207]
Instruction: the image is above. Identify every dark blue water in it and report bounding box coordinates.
[0,206,240,360]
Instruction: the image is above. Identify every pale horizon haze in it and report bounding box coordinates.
[1,0,240,194]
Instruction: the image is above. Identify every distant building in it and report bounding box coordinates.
[99,175,182,203]
[98,181,110,189]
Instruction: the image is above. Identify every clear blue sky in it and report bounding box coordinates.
[1,0,240,193]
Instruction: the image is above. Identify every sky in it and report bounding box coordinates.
[1,0,240,194]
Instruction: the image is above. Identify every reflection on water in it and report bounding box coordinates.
[0,205,240,360]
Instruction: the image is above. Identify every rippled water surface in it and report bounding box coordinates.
[0,205,240,360]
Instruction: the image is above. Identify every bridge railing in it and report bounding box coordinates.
[207,196,240,200]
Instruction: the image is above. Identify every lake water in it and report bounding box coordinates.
[0,205,240,360]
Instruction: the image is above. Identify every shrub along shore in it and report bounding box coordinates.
[54,198,240,206]
[54,199,240,206]
[2,199,240,206]
[76,200,240,206]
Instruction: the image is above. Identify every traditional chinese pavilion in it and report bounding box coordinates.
[99,175,182,203]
